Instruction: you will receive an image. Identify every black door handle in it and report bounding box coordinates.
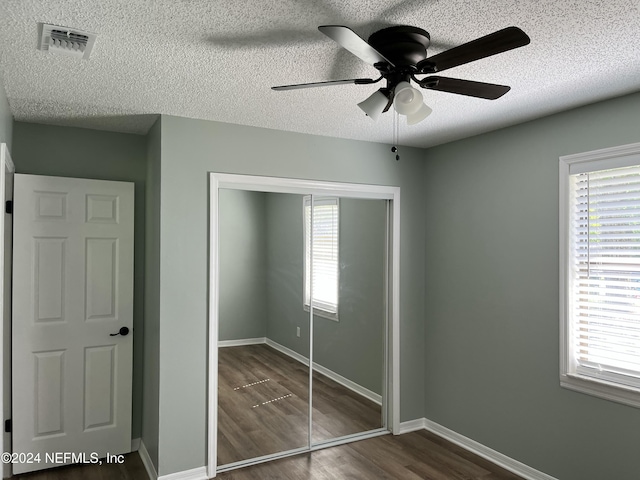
[110,327,130,337]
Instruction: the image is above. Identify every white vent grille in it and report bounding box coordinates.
[38,23,96,60]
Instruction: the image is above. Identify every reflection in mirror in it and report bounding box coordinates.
[310,197,386,444]
[217,190,309,466]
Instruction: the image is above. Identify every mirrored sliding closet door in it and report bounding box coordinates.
[310,197,387,445]
[217,190,310,466]
[212,175,399,475]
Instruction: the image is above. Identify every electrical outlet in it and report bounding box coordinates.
[296,326,300,338]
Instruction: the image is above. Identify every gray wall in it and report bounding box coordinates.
[11,122,147,440]
[157,115,426,476]
[218,189,267,341]
[423,91,640,480]
[142,118,161,470]
[0,71,12,150]
[265,194,386,395]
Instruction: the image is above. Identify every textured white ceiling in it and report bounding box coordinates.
[0,0,639,148]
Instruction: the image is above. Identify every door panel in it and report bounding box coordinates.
[34,350,64,436]
[217,190,310,467]
[85,238,118,320]
[311,197,387,445]
[34,237,66,322]
[12,174,134,474]
[84,345,116,429]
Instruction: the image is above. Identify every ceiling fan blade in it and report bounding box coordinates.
[417,26,530,73]
[417,76,511,99]
[272,78,379,91]
[318,25,394,67]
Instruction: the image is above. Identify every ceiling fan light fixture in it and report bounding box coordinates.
[393,81,431,125]
[393,81,423,115]
[357,89,389,121]
[406,102,432,125]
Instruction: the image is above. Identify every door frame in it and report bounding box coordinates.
[0,144,14,478]
[207,173,401,478]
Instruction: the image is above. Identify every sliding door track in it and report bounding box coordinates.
[215,428,390,474]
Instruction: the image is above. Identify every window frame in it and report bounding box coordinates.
[559,141,640,408]
[303,195,340,321]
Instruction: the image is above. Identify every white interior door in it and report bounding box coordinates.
[12,174,134,474]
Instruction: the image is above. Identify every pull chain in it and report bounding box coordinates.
[391,111,400,161]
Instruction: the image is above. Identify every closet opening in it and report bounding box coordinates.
[207,173,400,477]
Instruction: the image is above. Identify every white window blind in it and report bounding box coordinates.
[304,196,339,316]
[569,164,640,388]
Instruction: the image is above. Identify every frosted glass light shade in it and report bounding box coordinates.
[393,81,423,115]
[357,90,389,121]
[406,102,432,125]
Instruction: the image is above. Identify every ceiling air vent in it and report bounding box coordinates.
[37,23,97,60]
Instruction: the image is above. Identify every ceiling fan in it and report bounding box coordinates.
[272,25,530,124]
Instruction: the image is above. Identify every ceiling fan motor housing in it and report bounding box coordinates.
[368,26,430,68]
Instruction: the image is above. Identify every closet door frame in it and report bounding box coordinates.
[207,173,401,478]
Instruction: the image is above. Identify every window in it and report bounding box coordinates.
[304,196,339,320]
[560,143,640,407]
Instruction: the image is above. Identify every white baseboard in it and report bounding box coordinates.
[264,338,382,405]
[397,418,427,434]
[138,440,207,480]
[138,440,158,480]
[264,338,308,365]
[218,337,266,347]
[399,418,557,480]
[312,362,382,405]
[131,437,141,452]
[158,466,208,480]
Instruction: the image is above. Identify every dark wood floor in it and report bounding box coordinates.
[10,431,524,480]
[13,452,148,480]
[217,344,382,466]
[217,430,525,480]
[11,431,525,480]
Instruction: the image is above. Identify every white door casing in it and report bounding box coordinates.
[12,174,134,474]
[0,144,15,479]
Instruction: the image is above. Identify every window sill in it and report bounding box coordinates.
[303,304,338,322]
[560,373,640,409]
